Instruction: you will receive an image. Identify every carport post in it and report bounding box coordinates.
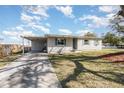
[21,36,25,55]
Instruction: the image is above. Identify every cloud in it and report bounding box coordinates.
[45,23,51,27]
[9,36,19,40]
[2,6,51,44]
[33,16,41,21]
[23,19,50,34]
[55,6,74,18]
[2,30,35,44]
[59,29,72,35]
[3,30,35,37]
[2,31,20,43]
[32,24,50,33]
[21,13,41,23]
[2,31,18,36]
[77,6,120,29]
[22,5,49,18]
[106,13,115,18]
[16,26,24,31]
[21,13,34,23]
[2,25,35,44]
[21,6,50,28]
[99,5,120,13]
[79,15,108,28]
[21,31,35,36]
[2,29,35,45]
[21,6,51,34]
[76,29,93,36]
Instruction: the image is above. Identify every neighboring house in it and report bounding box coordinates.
[23,34,102,54]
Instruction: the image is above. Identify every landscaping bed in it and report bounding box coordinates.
[102,52,124,62]
[49,49,124,88]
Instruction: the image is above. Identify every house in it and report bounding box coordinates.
[23,34,102,54]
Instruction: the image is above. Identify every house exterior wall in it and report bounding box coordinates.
[77,38,102,50]
[30,37,102,54]
[47,37,73,54]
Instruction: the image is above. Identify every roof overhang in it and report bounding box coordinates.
[79,37,103,40]
[45,34,74,38]
[22,36,47,41]
[21,35,102,41]
[45,34,102,40]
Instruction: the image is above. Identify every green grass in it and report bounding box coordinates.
[0,54,21,67]
[49,49,124,88]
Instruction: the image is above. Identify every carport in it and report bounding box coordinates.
[23,36,47,53]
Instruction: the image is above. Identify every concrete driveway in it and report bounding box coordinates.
[0,53,61,88]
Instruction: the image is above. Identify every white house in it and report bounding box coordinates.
[23,34,102,54]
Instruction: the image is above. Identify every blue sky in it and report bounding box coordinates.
[0,5,120,44]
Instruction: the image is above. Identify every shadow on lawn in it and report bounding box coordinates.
[50,51,124,87]
[51,51,124,63]
[60,60,124,88]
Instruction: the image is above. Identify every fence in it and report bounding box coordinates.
[103,45,124,49]
[102,45,117,49]
[116,45,124,49]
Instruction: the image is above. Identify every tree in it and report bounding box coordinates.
[109,5,124,34]
[117,5,124,17]
[121,36,124,42]
[103,32,121,46]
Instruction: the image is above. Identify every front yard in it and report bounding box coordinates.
[0,54,22,67]
[49,49,124,88]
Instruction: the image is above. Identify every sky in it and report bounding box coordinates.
[0,5,121,44]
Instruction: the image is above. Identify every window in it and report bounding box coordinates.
[55,38,66,46]
[84,40,89,45]
[94,40,99,46]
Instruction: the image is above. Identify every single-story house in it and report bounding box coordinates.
[23,34,102,54]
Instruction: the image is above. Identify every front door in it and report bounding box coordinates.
[73,38,77,49]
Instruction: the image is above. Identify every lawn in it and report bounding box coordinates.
[0,54,22,67]
[49,49,124,88]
